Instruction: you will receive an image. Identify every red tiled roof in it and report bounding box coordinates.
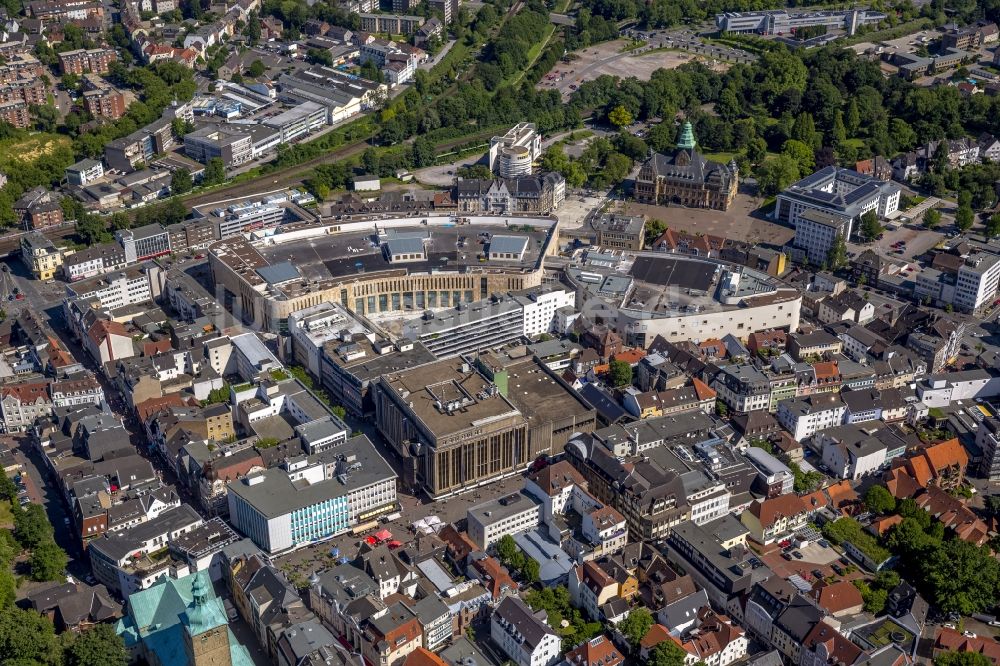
[403,648,448,666]
[0,381,49,403]
[804,621,863,664]
[810,580,864,614]
[922,438,968,474]
[135,394,189,422]
[748,493,808,528]
[869,514,903,536]
[935,628,1000,665]
[565,635,624,666]
[87,319,128,347]
[812,361,840,380]
[641,624,682,650]
[472,556,517,600]
[612,348,646,365]
[527,460,585,496]
[142,339,173,356]
[692,377,716,401]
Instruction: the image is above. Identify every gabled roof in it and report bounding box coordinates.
[921,437,968,474]
[809,580,864,614]
[493,596,555,649]
[803,621,864,665]
[526,460,585,496]
[565,635,624,666]
[747,494,808,528]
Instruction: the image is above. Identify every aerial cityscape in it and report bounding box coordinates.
[1,0,1000,665]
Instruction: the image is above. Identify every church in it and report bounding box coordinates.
[116,572,255,666]
[634,122,739,211]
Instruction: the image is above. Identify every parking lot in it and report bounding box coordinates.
[538,35,737,100]
[757,537,863,584]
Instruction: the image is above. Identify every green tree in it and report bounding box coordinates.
[864,485,896,515]
[411,136,435,168]
[924,208,942,228]
[248,59,265,78]
[826,233,847,270]
[619,607,653,648]
[30,104,60,132]
[935,652,992,666]
[65,624,128,666]
[923,538,1000,614]
[608,359,633,387]
[331,405,347,420]
[30,540,68,582]
[607,104,633,129]
[496,534,519,564]
[0,569,14,608]
[781,139,815,173]
[522,557,540,584]
[244,11,262,45]
[845,98,860,135]
[645,219,666,246]
[986,214,1000,238]
[203,157,226,186]
[755,155,800,197]
[171,168,193,194]
[14,504,52,550]
[647,639,689,666]
[956,204,974,232]
[0,606,60,664]
[0,474,16,502]
[859,210,882,242]
[853,579,888,614]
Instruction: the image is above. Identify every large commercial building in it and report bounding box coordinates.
[287,303,437,418]
[976,417,1000,481]
[374,357,531,498]
[635,123,738,211]
[454,173,566,214]
[792,208,853,266]
[715,9,885,35]
[227,435,397,553]
[208,217,558,333]
[489,123,541,177]
[775,166,900,230]
[184,125,253,168]
[595,214,646,251]
[565,255,801,348]
[117,224,172,262]
[402,286,575,358]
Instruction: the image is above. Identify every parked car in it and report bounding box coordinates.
[793,551,803,559]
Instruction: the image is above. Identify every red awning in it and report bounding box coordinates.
[374,529,392,542]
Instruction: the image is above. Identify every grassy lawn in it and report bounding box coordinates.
[703,151,737,163]
[841,138,866,150]
[508,24,556,86]
[0,133,72,171]
[0,500,13,530]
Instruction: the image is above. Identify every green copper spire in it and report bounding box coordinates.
[677,121,696,150]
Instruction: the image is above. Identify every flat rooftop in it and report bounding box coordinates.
[212,221,551,300]
[502,357,593,424]
[227,435,395,518]
[381,356,525,438]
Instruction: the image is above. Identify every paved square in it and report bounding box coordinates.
[626,192,795,246]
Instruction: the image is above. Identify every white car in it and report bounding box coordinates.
[963,631,977,638]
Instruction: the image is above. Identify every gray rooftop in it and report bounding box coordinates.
[468,490,541,527]
[488,234,529,256]
[89,504,202,562]
[227,435,396,518]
